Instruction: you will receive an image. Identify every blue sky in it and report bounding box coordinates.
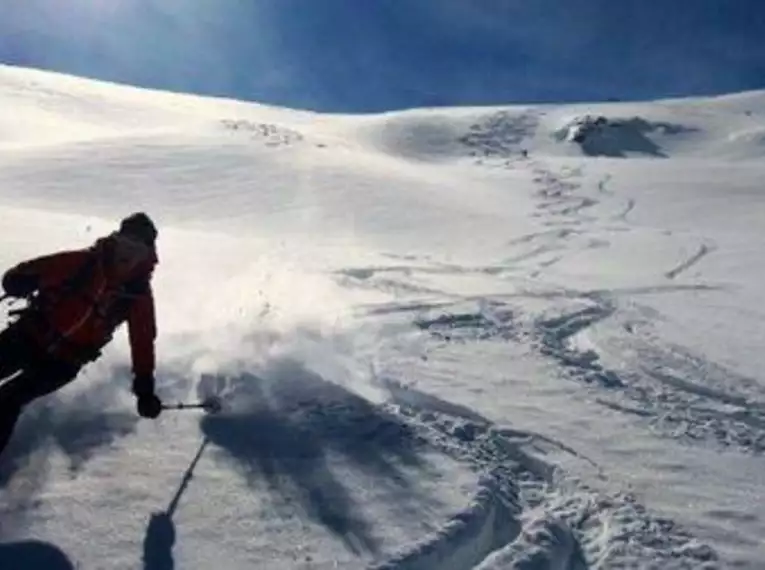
[2,0,764,112]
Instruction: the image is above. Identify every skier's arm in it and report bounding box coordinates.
[2,251,90,297]
[127,282,157,380]
[127,281,162,419]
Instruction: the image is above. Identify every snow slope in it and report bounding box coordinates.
[0,64,764,569]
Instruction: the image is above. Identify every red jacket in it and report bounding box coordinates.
[5,236,157,376]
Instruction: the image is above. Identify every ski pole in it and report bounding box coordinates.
[162,397,222,414]
[163,402,207,411]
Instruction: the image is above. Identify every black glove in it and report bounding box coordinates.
[133,374,162,419]
[2,271,38,298]
[137,393,162,419]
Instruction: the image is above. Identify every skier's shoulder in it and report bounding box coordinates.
[14,248,92,275]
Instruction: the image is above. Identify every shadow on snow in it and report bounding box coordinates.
[0,540,75,569]
[0,377,139,534]
[199,358,432,555]
[142,438,209,570]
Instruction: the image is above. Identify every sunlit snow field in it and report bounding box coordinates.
[0,65,764,569]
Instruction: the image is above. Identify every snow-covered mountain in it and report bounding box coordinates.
[1,64,764,569]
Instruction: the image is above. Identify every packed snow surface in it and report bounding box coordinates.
[0,65,764,569]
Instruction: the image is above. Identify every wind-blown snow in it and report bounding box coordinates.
[0,64,764,569]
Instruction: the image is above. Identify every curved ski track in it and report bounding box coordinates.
[367,377,717,570]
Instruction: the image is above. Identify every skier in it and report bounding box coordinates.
[0,212,163,458]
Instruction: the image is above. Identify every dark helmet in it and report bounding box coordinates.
[118,212,158,246]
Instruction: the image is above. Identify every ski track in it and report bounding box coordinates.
[535,296,625,389]
[614,198,635,222]
[472,154,755,454]
[460,111,540,160]
[665,243,714,280]
[500,161,612,279]
[334,137,751,567]
[410,289,765,455]
[339,145,755,458]
[363,375,720,570]
[597,175,613,195]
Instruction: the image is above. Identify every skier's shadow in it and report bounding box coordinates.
[199,358,432,555]
[142,512,175,570]
[0,540,75,569]
[0,381,138,505]
[142,439,208,570]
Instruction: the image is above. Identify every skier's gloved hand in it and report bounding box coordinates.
[133,374,162,419]
[137,393,162,419]
[2,271,38,298]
